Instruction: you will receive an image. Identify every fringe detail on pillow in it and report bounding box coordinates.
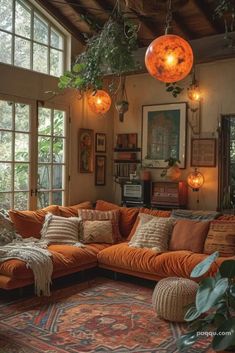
[40,213,53,239]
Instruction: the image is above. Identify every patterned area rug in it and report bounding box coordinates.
[0,277,214,353]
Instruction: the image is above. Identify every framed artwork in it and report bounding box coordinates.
[95,155,106,185]
[191,138,216,167]
[116,133,137,149]
[78,128,94,173]
[142,103,187,168]
[95,133,106,153]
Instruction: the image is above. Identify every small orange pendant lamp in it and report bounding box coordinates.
[145,0,193,83]
[88,90,111,114]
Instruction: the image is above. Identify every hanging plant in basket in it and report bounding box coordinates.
[58,9,140,94]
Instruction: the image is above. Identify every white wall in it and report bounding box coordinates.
[113,58,235,210]
[0,63,114,206]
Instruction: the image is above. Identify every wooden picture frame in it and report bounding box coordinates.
[95,133,106,153]
[95,155,106,185]
[191,138,216,167]
[78,128,94,173]
[142,102,187,168]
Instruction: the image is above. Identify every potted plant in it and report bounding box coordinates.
[160,157,181,180]
[178,251,235,352]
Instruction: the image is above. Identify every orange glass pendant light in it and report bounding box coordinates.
[145,0,193,83]
[187,168,204,191]
[88,90,111,114]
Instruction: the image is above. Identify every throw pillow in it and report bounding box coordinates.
[78,209,121,242]
[0,209,21,245]
[171,209,221,221]
[59,201,93,217]
[95,200,139,238]
[203,220,235,257]
[129,217,174,252]
[9,205,60,238]
[127,208,171,241]
[83,220,113,244]
[41,213,82,245]
[169,219,210,253]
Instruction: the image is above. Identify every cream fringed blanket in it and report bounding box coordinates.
[0,239,53,296]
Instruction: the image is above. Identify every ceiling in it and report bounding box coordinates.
[35,0,226,48]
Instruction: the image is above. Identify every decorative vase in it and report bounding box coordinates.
[166,165,181,181]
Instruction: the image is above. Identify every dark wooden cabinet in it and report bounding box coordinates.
[151,181,188,209]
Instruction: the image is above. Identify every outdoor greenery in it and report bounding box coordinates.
[178,252,235,352]
[58,10,140,94]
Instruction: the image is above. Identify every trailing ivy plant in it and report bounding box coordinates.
[58,12,140,93]
[214,0,235,18]
[165,82,184,98]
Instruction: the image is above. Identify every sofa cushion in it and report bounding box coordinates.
[95,200,139,238]
[83,220,114,244]
[0,243,110,279]
[59,201,93,217]
[129,217,174,252]
[97,243,226,279]
[204,220,235,257]
[78,208,122,242]
[127,208,171,241]
[41,214,82,245]
[169,219,210,253]
[171,209,220,221]
[8,205,60,239]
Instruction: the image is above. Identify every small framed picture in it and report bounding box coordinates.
[78,128,94,173]
[95,155,106,186]
[95,133,106,153]
[191,138,216,167]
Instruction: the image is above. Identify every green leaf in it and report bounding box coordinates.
[190,251,220,278]
[220,260,235,278]
[177,331,199,351]
[196,277,228,313]
[166,86,174,92]
[184,305,201,322]
[212,318,235,351]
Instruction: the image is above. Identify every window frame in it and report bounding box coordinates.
[0,93,70,210]
[0,0,68,77]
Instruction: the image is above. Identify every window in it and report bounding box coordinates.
[0,97,68,210]
[0,0,65,77]
[219,115,235,211]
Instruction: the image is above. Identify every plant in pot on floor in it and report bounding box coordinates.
[177,251,235,352]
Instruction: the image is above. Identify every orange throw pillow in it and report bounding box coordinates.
[95,200,139,238]
[9,205,60,239]
[127,208,171,241]
[59,201,93,217]
[204,220,235,257]
[169,219,210,253]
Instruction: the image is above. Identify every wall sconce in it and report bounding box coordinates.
[87,90,111,114]
[187,168,204,191]
[187,70,201,105]
[145,0,193,83]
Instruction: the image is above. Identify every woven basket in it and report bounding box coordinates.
[152,277,198,322]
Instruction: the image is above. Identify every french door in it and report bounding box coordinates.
[0,95,68,210]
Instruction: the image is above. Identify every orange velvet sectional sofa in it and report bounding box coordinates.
[0,200,233,292]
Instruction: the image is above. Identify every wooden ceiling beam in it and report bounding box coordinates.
[35,0,86,44]
[173,12,197,39]
[63,0,103,32]
[193,0,224,33]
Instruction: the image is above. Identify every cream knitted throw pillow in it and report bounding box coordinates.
[129,217,174,252]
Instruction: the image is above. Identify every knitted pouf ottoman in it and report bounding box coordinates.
[152,277,198,322]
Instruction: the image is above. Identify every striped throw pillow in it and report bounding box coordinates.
[129,217,174,252]
[41,214,82,245]
[78,209,121,242]
[203,220,235,257]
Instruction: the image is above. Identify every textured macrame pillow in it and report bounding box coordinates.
[129,217,174,252]
[83,220,114,244]
[41,213,83,245]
